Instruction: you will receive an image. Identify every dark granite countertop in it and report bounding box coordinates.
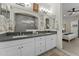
[0,31,57,42]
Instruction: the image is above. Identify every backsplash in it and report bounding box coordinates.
[0,15,14,32]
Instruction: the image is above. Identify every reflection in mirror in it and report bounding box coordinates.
[46,18,50,29]
[15,13,38,32]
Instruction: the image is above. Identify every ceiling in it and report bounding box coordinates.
[62,3,79,19]
[39,3,79,17]
[39,3,79,20]
[25,3,79,20]
[38,3,54,9]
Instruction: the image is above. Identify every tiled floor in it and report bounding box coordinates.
[40,48,67,56]
[63,38,79,55]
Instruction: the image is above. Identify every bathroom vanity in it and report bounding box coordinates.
[0,31,57,56]
[0,4,58,56]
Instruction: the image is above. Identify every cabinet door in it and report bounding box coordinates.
[0,46,20,56]
[51,37,56,48]
[35,37,46,55]
[35,46,46,55]
[46,37,52,51]
[46,35,56,51]
[21,41,35,56]
[51,35,56,48]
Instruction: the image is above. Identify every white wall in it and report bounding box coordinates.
[55,4,63,48]
[71,20,78,37]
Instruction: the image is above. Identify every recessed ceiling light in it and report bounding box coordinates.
[64,15,66,16]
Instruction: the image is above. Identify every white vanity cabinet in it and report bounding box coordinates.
[51,35,56,48]
[45,34,56,51]
[0,45,20,56]
[21,43,35,56]
[0,40,21,56]
[21,38,35,56]
[35,37,46,55]
[0,34,57,56]
[34,34,56,55]
[0,38,35,56]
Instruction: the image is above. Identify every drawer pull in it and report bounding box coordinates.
[18,47,21,49]
[40,38,42,39]
[21,46,23,48]
[40,49,41,52]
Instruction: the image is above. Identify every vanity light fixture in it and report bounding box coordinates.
[40,7,53,14]
[64,15,66,16]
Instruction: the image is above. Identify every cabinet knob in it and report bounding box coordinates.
[21,46,23,48]
[40,49,41,52]
[18,47,21,49]
[40,38,42,39]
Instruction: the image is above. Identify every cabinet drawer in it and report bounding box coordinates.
[36,40,45,48]
[0,38,34,49]
[35,37,45,41]
[51,35,57,39]
[19,38,34,44]
[46,38,54,42]
[45,35,53,40]
[35,46,46,55]
[45,35,50,39]
[46,35,57,41]
[0,40,20,48]
[0,45,20,56]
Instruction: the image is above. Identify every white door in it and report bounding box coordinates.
[0,46,20,56]
[21,42,35,56]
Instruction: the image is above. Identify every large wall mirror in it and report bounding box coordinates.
[14,13,38,32]
[44,15,56,30]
